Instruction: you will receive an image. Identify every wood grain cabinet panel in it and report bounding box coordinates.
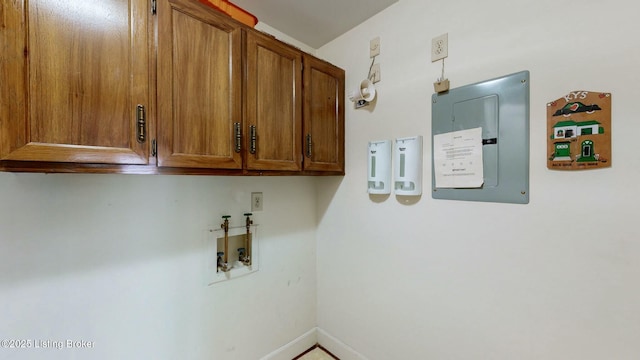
[244,31,302,171]
[302,55,345,173]
[0,0,344,175]
[156,0,243,169]
[0,0,150,164]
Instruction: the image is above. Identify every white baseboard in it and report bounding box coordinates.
[317,328,369,360]
[260,327,368,360]
[260,328,318,360]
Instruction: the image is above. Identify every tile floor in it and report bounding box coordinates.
[296,346,337,360]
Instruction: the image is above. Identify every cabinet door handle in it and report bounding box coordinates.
[306,134,312,158]
[234,123,242,153]
[250,125,257,154]
[136,105,146,143]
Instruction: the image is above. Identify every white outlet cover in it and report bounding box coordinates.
[431,33,448,62]
[251,192,263,211]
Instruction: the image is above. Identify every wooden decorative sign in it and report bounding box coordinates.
[547,91,611,170]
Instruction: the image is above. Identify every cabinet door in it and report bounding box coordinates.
[245,31,302,171]
[0,0,150,164]
[156,0,242,169]
[302,55,345,173]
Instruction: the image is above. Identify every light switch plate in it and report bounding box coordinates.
[370,36,380,58]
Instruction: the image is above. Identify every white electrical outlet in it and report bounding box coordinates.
[371,64,381,83]
[431,33,448,62]
[370,36,380,58]
[251,192,263,211]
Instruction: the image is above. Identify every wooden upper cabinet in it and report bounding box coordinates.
[0,0,150,164]
[156,0,243,169]
[245,31,302,171]
[303,55,345,173]
[0,1,345,175]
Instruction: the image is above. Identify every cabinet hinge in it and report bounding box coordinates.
[151,0,157,15]
[151,139,157,157]
[136,104,146,143]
